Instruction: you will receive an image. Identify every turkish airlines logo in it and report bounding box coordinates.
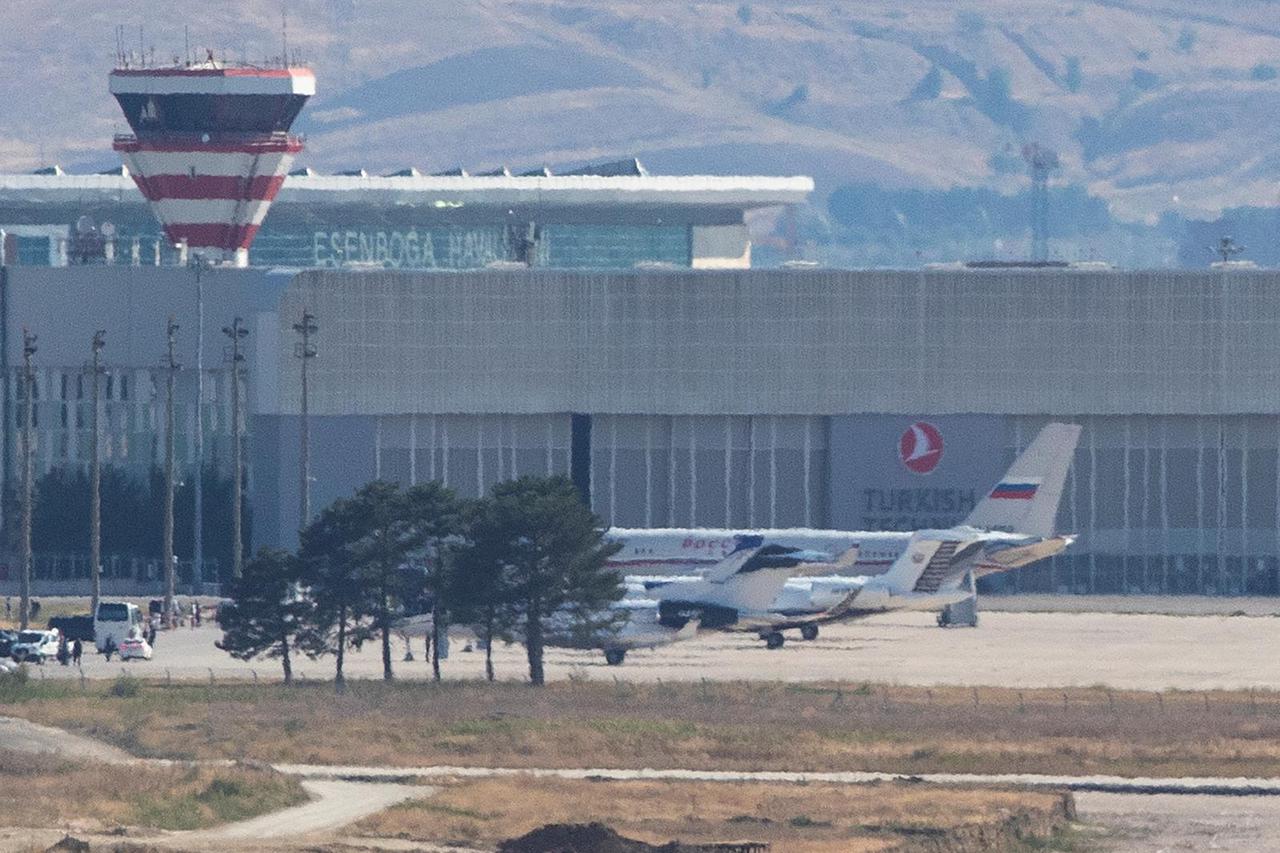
[899,421,944,475]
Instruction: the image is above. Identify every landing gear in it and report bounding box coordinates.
[604,648,627,666]
[800,624,820,641]
[938,571,980,628]
[763,632,785,650]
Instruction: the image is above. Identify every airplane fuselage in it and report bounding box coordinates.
[608,526,1066,578]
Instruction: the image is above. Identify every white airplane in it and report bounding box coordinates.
[611,422,1082,646]
[546,537,834,665]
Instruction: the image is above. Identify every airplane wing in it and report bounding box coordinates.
[792,545,859,577]
[976,535,1074,576]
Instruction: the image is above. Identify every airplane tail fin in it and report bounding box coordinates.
[682,543,830,612]
[963,423,1082,538]
[701,534,765,583]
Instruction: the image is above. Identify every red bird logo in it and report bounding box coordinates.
[899,421,944,475]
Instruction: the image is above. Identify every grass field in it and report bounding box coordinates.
[3,674,1279,779]
[353,777,1078,852]
[0,749,306,832]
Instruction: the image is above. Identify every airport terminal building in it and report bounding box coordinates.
[0,263,1277,597]
[0,161,810,271]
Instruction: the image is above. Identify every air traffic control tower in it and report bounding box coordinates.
[109,58,315,266]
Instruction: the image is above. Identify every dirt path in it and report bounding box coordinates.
[177,779,430,845]
[276,762,1280,795]
[0,713,134,764]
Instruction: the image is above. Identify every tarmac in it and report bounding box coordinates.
[14,601,1280,691]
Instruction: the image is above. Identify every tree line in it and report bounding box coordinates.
[29,465,247,580]
[217,475,622,687]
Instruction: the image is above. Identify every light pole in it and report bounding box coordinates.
[89,330,105,618]
[18,329,35,630]
[192,258,205,595]
[222,317,248,579]
[163,316,179,621]
[293,309,317,532]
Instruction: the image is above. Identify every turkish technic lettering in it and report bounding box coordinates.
[311,228,511,269]
[860,487,978,531]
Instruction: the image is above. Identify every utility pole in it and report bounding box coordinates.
[293,309,317,531]
[89,330,105,618]
[163,317,179,622]
[222,317,248,579]
[192,258,205,595]
[18,329,35,630]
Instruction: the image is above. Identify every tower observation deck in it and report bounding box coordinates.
[110,60,314,266]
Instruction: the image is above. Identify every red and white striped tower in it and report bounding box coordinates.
[110,60,314,266]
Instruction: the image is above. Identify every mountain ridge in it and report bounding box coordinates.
[2,1,1279,230]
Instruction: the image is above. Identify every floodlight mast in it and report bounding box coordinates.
[222,317,249,579]
[163,316,180,621]
[293,309,318,531]
[89,330,106,618]
[18,329,36,630]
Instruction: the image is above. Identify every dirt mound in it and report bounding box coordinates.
[498,822,684,853]
[43,840,164,853]
[45,838,89,853]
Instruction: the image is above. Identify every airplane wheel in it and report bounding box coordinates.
[800,624,819,641]
[764,632,785,650]
[604,649,627,666]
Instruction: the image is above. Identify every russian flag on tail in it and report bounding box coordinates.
[989,480,1040,500]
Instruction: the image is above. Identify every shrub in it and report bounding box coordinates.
[110,675,140,698]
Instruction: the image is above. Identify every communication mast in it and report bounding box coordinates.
[1021,143,1059,263]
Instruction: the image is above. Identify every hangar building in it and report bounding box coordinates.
[0,264,1274,597]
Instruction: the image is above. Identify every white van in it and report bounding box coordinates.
[94,602,143,653]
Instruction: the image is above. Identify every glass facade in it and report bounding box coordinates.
[13,221,697,270]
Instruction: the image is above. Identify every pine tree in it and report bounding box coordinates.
[216,548,314,683]
[463,476,623,685]
[301,480,462,685]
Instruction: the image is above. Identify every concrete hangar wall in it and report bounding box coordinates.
[4,264,1280,595]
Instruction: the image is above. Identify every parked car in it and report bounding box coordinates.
[0,630,16,658]
[118,636,152,661]
[10,630,59,664]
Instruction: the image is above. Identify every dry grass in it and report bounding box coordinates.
[0,749,306,832]
[3,678,1280,778]
[355,777,1070,852]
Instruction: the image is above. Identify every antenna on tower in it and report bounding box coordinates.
[1021,142,1059,263]
[1211,236,1245,264]
[282,2,289,68]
